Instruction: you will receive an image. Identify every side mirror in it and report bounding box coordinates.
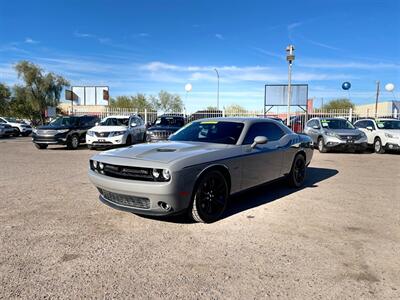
[130,122,137,128]
[312,125,320,130]
[366,126,373,131]
[251,136,268,148]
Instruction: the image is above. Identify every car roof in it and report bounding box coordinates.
[355,118,398,122]
[103,115,134,119]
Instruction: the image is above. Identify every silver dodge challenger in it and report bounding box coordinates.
[89,118,314,223]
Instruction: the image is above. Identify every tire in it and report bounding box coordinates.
[87,145,94,150]
[13,128,20,137]
[34,143,48,149]
[67,134,79,150]
[142,132,147,142]
[317,137,328,153]
[22,132,30,137]
[287,154,307,188]
[189,170,229,223]
[374,138,385,154]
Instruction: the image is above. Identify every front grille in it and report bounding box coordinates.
[95,132,111,137]
[93,162,155,181]
[150,131,173,140]
[37,129,57,136]
[98,188,150,209]
[338,134,361,141]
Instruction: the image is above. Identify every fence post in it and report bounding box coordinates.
[222,109,225,118]
[144,109,148,124]
[349,107,353,121]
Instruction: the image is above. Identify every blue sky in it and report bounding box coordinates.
[0,0,399,110]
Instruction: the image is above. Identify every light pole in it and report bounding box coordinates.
[286,45,295,126]
[375,81,380,117]
[184,83,192,110]
[214,68,220,109]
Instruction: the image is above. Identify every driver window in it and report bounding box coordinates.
[243,122,284,145]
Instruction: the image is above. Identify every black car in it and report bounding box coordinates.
[146,115,185,142]
[32,115,99,150]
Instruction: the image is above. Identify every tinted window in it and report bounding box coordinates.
[100,117,129,126]
[307,120,318,127]
[49,117,79,126]
[154,117,185,127]
[320,119,354,129]
[82,116,98,127]
[170,121,244,144]
[355,121,366,128]
[375,120,400,129]
[243,122,285,144]
[365,120,375,129]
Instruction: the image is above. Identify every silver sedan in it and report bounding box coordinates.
[89,118,313,223]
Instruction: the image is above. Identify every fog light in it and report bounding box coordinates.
[93,160,98,169]
[99,162,104,169]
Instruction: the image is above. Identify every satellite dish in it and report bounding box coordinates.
[185,83,192,92]
[342,82,351,90]
[385,83,395,92]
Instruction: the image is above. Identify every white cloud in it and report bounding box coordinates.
[25,38,39,44]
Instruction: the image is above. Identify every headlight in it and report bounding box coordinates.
[152,168,171,181]
[56,129,69,134]
[33,128,38,134]
[162,169,171,180]
[360,132,367,138]
[111,130,126,136]
[325,131,338,138]
[87,131,95,137]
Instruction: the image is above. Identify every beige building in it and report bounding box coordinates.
[354,101,399,117]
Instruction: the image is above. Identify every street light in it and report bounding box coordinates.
[286,45,295,126]
[184,83,192,107]
[214,68,220,109]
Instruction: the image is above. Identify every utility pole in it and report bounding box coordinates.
[375,81,380,117]
[286,45,295,126]
[214,68,220,110]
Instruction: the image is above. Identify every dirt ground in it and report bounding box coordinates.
[0,137,399,299]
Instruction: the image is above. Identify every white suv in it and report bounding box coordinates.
[354,118,400,153]
[86,115,146,149]
[0,117,33,136]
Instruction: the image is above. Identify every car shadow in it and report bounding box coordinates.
[46,144,89,151]
[136,167,338,224]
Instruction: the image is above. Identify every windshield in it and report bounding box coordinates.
[49,117,78,126]
[376,120,400,129]
[169,121,244,145]
[100,117,129,126]
[154,117,184,127]
[5,117,18,123]
[321,119,354,129]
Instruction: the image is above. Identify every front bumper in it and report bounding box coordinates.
[88,169,192,216]
[86,134,126,147]
[32,133,68,145]
[324,136,368,150]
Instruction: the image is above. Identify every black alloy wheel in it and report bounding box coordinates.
[288,154,307,188]
[190,170,229,223]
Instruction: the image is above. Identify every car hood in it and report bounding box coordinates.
[325,129,362,135]
[100,141,232,164]
[89,125,128,132]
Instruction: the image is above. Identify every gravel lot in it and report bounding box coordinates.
[0,137,399,299]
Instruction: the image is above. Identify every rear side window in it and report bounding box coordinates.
[243,122,285,144]
[81,116,98,127]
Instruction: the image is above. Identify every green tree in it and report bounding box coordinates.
[205,106,218,111]
[0,83,11,115]
[225,104,247,116]
[151,90,183,112]
[322,98,354,110]
[14,61,69,123]
[109,94,154,111]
